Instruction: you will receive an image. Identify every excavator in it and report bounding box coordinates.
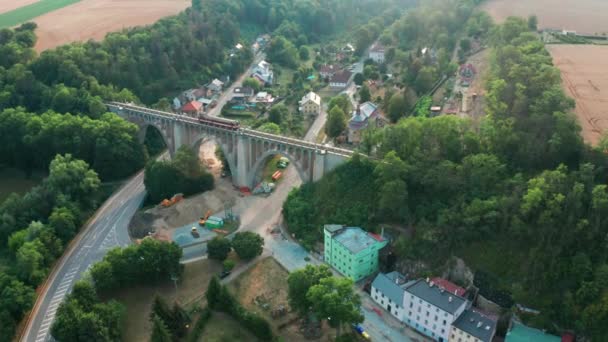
[198,210,211,226]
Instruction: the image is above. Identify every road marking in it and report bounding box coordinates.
[49,295,65,305]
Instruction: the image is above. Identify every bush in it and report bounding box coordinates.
[207,237,232,261]
[223,259,236,271]
[232,232,264,260]
[187,307,212,342]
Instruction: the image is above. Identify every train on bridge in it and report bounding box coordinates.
[197,113,240,131]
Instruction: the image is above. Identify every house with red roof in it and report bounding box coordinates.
[181,101,203,115]
[431,277,467,297]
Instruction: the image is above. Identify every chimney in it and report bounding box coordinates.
[426,277,430,283]
[448,296,453,303]
[429,281,434,287]
[455,289,459,296]
[477,322,483,328]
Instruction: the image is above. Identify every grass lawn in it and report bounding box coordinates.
[198,312,259,342]
[261,155,283,183]
[0,167,45,202]
[0,0,82,28]
[109,259,222,342]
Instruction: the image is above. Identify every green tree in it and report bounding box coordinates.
[45,154,100,209]
[150,315,172,342]
[207,237,231,261]
[460,38,472,53]
[359,85,371,102]
[268,104,289,125]
[287,265,332,315]
[49,206,78,243]
[353,73,364,86]
[387,93,408,123]
[243,78,261,92]
[527,15,538,31]
[231,232,264,260]
[299,46,310,60]
[206,276,222,310]
[307,277,363,336]
[257,122,281,134]
[326,106,347,139]
[223,259,235,271]
[267,36,298,68]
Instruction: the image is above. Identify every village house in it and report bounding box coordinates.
[231,87,255,103]
[181,100,203,116]
[347,102,387,143]
[319,64,337,79]
[449,309,497,342]
[329,69,352,89]
[206,79,224,94]
[253,91,274,104]
[299,91,321,115]
[252,60,273,85]
[370,274,498,342]
[323,225,387,281]
[369,42,386,63]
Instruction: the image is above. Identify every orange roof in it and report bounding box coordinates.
[182,101,203,112]
[431,277,467,297]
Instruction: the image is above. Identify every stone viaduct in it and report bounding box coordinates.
[106,102,353,189]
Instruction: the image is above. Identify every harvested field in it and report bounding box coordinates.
[0,0,39,15]
[33,0,190,52]
[0,0,80,28]
[482,0,608,34]
[548,45,608,145]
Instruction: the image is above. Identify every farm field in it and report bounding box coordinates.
[0,0,39,15]
[482,0,608,34]
[32,0,190,51]
[548,45,608,145]
[0,0,80,29]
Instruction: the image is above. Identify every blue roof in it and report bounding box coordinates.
[327,226,385,254]
[372,272,410,305]
[406,279,467,314]
[452,309,497,342]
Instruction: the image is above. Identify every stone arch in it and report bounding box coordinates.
[191,133,237,180]
[247,148,309,188]
[118,112,175,157]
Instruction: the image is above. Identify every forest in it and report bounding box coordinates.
[284,15,608,340]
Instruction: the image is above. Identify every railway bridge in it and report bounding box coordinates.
[107,102,353,189]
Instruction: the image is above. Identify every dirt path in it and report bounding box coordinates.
[33,0,189,52]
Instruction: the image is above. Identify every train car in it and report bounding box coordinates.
[197,114,240,131]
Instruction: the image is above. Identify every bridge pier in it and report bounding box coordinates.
[107,102,352,191]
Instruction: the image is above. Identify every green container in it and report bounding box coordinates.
[205,220,223,229]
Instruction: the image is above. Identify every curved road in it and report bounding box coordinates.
[22,172,146,342]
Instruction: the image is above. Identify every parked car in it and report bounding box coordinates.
[219,270,231,279]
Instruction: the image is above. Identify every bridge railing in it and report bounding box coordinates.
[106,102,356,157]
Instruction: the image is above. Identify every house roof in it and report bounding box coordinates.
[182,101,203,112]
[324,224,344,234]
[319,64,336,74]
[234,87,254,95]
[372,272,410,306]
[431,277,467,297]
[405,279,467,314]
[301,92,321,106]
[370,42,385,53]
[452,309,496,342]
[506,322,560,342]
[330,70,352,84]
[331,226,385,254]
[211,79,224,87]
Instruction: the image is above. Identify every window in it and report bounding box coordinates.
[441,329,444,334]
[374,296,378,300]
[409,302,413,308]
[426,311,429,317]
[434,315,438,321]
[432,324,436,330]
[452,335,455,339]
[417,307,421,313]
[425,320,428,325]
[443,320,447,325]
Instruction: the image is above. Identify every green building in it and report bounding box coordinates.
[324,224,387,281]
[505,322,560,342]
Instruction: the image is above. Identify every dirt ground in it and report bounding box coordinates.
[482,0,608,34]
[0,0,39,14]
[129,141,238,239]
[228,257,335,342]
[110,258,223,342]
[32,0,190,51]
[548,45,608,145]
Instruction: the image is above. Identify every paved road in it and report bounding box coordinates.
[206,52,266,118]
[22,173,146,342]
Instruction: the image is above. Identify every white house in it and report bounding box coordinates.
[403,279,468,342]
[299,91,321,115]
[253,91,274,104]
[369,42,385,63]
[252,60,273,85]
[207,79,224,93]
[371,272,411,321]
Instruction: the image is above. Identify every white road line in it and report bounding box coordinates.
[36,337,46,342]
[49,296,64,305]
